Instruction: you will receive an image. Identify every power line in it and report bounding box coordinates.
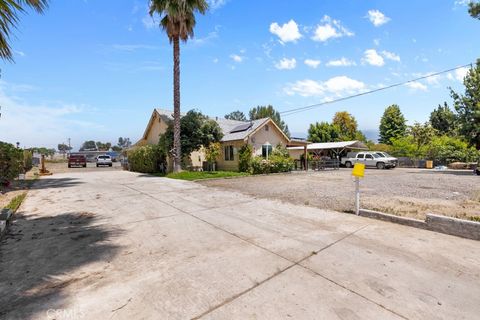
[279,63,473,117]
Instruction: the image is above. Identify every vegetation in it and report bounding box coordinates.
[0,141,23,186]
[469,1,480,19]
[149,0,209,172]
[308,112,366,143]
[0,0,48,62]
[379,104,407,144]
[450,59,480,149]
[117,137,132,149]
[79,140,97,151]
[57,143,72,155]
[249,105,290,137]
[4,192,27,212]
[238,144,253,173]
[429,102,457,135]
[225,110,247,121]
[159,110,222,168]
[250,145,294,174]
[23,150,32,172]
[204,142,221,171]
[128,145,166,173]
[166,171,248,181]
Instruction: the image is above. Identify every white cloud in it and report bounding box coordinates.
[269,20,302,44]
[208,0,228,10]
[454,67,469,81]
[192,29,219,46]
[304,59,321,68]
[373,38,380,46]
[284,76,366,97]
[230,54,243,63]
[381,50,400,62]
[142,15,157,29]
[14,50,26,57]
[406,82,428,91]
[213,58,219,63]
[326,57,356,67]
[311,15,354,42]
[362,49,385,67]
[367,10,390,27]
[0,82,102,149]
[275,58,297,70]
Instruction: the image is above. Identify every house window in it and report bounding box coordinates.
[262,144,272,158]
[224,145,234,161]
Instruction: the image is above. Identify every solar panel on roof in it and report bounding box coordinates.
[230,123,252,133]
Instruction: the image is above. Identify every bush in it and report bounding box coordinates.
[238,144,253,173]
[128,145,166,173]
[251,146,294,174]
[426,136,479,164]
[23,150,33,172]
[0,141,23,185]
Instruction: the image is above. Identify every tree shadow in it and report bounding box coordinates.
[28,178,84,190]
[0,211,122,319]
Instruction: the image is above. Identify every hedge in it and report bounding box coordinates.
[128,145,166,173]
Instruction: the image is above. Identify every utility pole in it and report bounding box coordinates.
[68,138,71,151]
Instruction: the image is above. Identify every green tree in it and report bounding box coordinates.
[429,102,457,135]
[307,122,340,142]
[149,0,209,172]
[469,1,480,19]
[0,141,22,185]
[409,122,437,158]
[225,110,247,121]
[204,142,221,171]
[450,60,480,149]
[160,110,223,166]
[0,0,48,61]
[117,137,132,149]
[57,143,72,155]
[95,142,111,151]
[379,104,407,144]
[249,105,290,137]
[332,111,358,140]
[79,140,96,151]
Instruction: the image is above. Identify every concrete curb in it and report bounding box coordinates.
[0,209,14,240]
[359,209,480,241]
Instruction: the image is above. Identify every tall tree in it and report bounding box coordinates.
[409,122,437,157]
[332,111,358,141]
[225,110,247,121]
[308,122,340,143]
[149,0,209,172]
[249,105,290,136]
[450,60,480,149]
[57,143,72,154]
[379,104,407,144]
[469,1,480,19]
[429,102,457,135]
[118,137,132,149]
[0,0,48,61]
[79,140,96,151]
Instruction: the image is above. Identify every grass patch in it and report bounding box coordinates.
[166,171,249,181]
[469,216,480,222]
[5,192,27,212]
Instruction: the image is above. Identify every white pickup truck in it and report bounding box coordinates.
[341,151,396,169]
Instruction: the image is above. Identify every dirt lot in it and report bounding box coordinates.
[200,168,480,220]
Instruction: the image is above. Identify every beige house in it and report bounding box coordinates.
[136,108,306,171]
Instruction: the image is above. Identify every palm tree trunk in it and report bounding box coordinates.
[173,36,182,172]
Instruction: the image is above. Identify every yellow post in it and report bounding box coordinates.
[352,163,365,215]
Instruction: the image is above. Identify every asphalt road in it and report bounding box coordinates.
[1,171,479,319]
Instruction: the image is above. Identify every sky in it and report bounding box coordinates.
[0,0,478,150]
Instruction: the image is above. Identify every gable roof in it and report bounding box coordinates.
[144,108,288,143]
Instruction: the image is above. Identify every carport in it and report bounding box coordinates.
[288,140,368,170]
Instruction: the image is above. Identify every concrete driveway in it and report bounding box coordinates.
[0,171,479,320]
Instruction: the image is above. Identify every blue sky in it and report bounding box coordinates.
[0,0,478,150]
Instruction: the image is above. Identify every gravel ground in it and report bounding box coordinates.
[199,168,480,220]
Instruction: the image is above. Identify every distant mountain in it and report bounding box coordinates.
[363,129,379,143]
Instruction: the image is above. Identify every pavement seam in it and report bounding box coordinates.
[122,183,408,320]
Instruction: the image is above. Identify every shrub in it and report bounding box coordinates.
[128,145,166,173]
[238,144,253,173]
[0,141,23,185]
[23,150,33,172]
[251,146,294,175]
[205,142,221,171]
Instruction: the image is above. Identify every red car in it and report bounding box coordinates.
[68,154,87,168]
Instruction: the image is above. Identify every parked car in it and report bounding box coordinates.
[341,151,396,169]
[68,154,87,168]
[96,155,113,167]
[374,151,398,168]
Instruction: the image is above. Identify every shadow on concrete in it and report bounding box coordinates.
[0,211,122,319]
[29,178,84,190]
[408,170,477,176]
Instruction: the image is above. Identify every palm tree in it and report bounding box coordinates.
[149,0,208,172]
[0,0,48,62]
